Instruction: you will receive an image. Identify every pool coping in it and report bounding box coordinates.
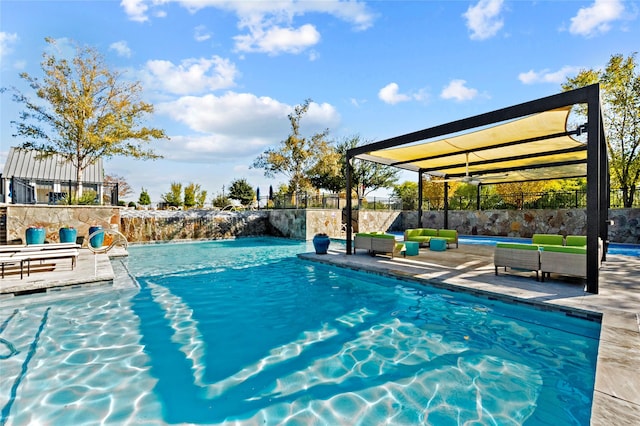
[298,248,640,426]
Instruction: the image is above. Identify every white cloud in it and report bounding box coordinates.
[378,83,428,105]
[569,0,625,37]
[120,0,149,23]
[463,0,505,40]
[194,25,211,42]
[518,66,582,84]
[378,83,411,105]
[234,24,320,55]
[143,56,239,95]
[0,32,19,59]
[120,0,375,54]
[440,80,478,101]
[109,40,132,58]
[155,93,340,161]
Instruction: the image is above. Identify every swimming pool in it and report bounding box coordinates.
[0,237,600,425]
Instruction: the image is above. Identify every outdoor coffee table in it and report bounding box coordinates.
[404,241,420,256]
[430,237,447,252]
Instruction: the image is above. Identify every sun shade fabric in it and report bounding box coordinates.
[355,107,587,184]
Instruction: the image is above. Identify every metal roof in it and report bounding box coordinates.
[2,147,104,183]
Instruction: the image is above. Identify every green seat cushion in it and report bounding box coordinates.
[566,235,587,247]
[407,235,431,242]
[496,242,539,250]
[421,229,438,236]
[371,234,395,240]
[532,234,564,246]
[542,245,586,254]
[405,229,422,238]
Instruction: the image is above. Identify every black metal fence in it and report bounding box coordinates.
[263,194,402,210]
[261,189,638,210]
[0,176,120,206]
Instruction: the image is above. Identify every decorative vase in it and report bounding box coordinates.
[25,227,46,245]
[59,227,77,243]
[89,225,104,248]
[313,234,330,254]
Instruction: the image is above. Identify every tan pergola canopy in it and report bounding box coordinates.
[355,106,587,185]
[345,84,609,294]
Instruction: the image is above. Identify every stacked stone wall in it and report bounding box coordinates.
[119,209,274,242]
[5,205,119,245]
[4,206,637,245]
[400,208,639,244]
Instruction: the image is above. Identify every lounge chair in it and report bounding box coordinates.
[494,242,541,280]
[354,233,404,258]
[0,243,80,279]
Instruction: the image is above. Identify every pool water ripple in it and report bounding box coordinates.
[0,238,599,425]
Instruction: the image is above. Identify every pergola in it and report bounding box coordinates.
[346,84,608,294]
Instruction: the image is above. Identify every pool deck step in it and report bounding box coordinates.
[0,248,122,297]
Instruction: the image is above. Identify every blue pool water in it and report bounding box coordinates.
[0,237,600,425]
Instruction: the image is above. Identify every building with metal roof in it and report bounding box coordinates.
[1,147,109,204]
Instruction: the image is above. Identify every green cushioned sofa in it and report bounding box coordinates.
[404,228,458,248]
[354,233,404,258]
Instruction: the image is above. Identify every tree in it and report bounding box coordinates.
[494,181,554,209]
[563,53,640,207]
[252,99,331,193]
[392,181,418,210]
[104,174,133,198]
[7,37,167,198]
[183,182,207,209]
[162,182,182,207]
[228,178,255,207]
[138,188,151,206]
[212,194,231,208]
[310,135,399,202]
[422,179,460,209]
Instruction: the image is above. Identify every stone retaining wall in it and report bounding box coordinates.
[3,206,638,245]
[399,208,639,244]
[4,205,119,245]
[119,209,274,242]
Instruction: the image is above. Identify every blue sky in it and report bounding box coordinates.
[1,0,638,203]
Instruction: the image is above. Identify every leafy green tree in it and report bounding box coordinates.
[341,136,399,205]
[392,181,418,210]
[228,178,255,207]
[563,52,640,207]
[196,189,208,208]
[6,37,167,199]
[162,182,182,207]
[212,194,231,208]
[309,135,399,203]
[138,188,151,206]
[183,182,207,209]
[252,99,331,193]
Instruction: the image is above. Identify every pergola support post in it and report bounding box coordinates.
[586,85,601,294]
[346,155,353,255]
[443,182,449,229]
[418,170,423,227]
